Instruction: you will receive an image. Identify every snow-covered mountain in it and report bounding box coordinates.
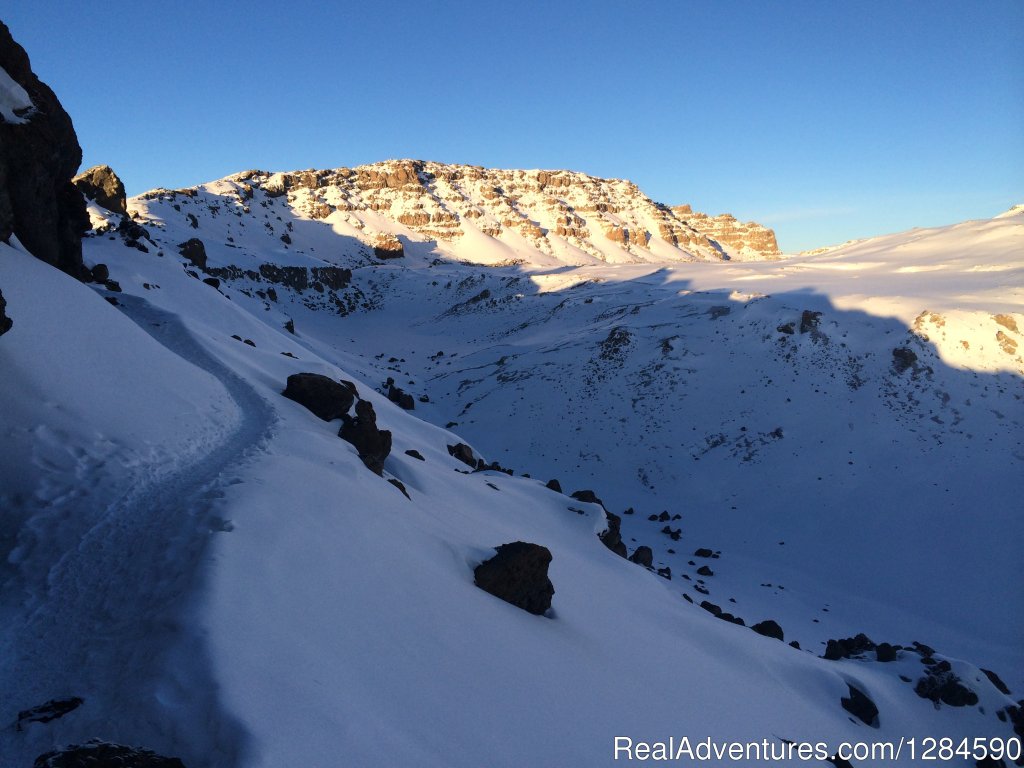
[1,22,1022,766]
[138,160,781,268]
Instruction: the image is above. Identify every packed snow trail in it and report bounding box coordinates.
[0,295,275,767]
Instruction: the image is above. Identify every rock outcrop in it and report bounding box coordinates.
[0,22,89,278]
[208,161,783,264]
[474,541,555,615]
[72,164,127,214]
[339,399,392,475]
[672,205,781,259]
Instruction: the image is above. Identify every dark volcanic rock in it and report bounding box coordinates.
[0,288,11,335]
[570,489,605,508]
[33,739,185,767]
[545,478,562,493]
[17,696,83,730]
[387,381,415,410]
[0,22,90,278]
[72,164,126,214]
[824,633,876,660]
[340,399,392,475]
[628,545,653,567]
[282,373,354,421]
[693,547,713,558]
[404,449,425,461]
[310,265,351,290]
[259,263,308,290]
[914,661,979,707]
[474,541,554,615]
[700,600,722,617]
[841,684,879,727]
[447,442,477,468]
[598,510,627,558]
[875,642,898,662]
[178,238,207,270]
[751,619,784,641]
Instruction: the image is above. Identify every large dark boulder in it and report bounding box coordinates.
[339,399,392,475]
[282,373,355,421]
[474,542,554,615]
[72,164,126,214]
[841,684,879,727]
[34,739,185,767]
[751,619,784,641]
[0,22,89,278]
[447,442,477,468]
[0,287,11,335]
[628,545,653,567]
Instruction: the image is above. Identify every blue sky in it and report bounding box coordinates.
[4,1,1022,251]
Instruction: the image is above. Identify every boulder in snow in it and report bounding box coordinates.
[474,541,554,616]
[282,373,355,422]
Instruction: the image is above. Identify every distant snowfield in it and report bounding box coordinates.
[0,178,1020,766]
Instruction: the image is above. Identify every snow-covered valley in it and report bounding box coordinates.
[0,155,1021,766]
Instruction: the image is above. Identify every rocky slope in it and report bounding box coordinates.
[136,160,781,268]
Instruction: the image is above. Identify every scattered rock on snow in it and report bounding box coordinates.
[474,541,554,616]
[404,449,425,461]
[545,478,562,493]
[892,346,918,373]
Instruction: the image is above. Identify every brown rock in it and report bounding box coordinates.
[72,164,127,215]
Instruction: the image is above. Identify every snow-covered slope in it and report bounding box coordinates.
[0,175,1021,767]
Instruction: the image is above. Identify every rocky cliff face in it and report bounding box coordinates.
[153,160,781,265]
[0,21,88,278]
[671,204,780,258]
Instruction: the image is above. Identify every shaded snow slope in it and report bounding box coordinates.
[0,191,1020,766]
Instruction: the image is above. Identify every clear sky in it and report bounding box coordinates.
[4,1,1022,251]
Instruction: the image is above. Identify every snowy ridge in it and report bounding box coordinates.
[0,184,1021,766]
